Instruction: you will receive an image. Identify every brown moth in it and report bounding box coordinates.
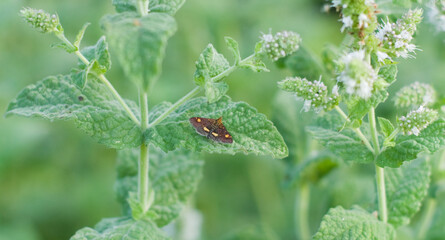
[189,117,233,144]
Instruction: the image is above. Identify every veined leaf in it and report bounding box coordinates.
[376,120,445,168]
[379,65,398,84]
[346,89,389,121]
[378,117,394,138]
[145,96,288,159]
[112,0,186,15]
[5,74,141,149]
[102,12,177,92]
[74,22,91,48]
[385,157,431,227]
[70,217,169,240]
[79,36,111,73]
[307,113,374,164]
[225,36,241,65]
[194,44,230,86]
[313,206,395,240]
[204,81,228,104]
[115,147,204,226]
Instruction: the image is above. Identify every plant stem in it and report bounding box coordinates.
[369,108,388,223]
[55,33,141,126]
[138,92,150,212]
[137,0,149,16]
[334,106,374,154]
[296,183,311,240]
[417,198,437,239]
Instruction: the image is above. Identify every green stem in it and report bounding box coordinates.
[55,33,141,126]
[138,92,150,212]
[417,198,437,239]
[137,0,149,16]
[297,183,311,240]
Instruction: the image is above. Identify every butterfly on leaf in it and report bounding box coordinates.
[189,117,233,144]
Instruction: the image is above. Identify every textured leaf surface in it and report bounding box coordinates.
[376,120,445,168]
[115,147,204,226]
[5,75,141,149]
[70,217,169,240]
[204,81,228,103]
[79,36,111,73]
[379,65,398,84]
[313,206,395,240]
[194,44,230,86]
[346,89,388,121]
[378,117,394,138]
[112,0,186,15]
[307,113,374,164]
[102,12,176,92]
[225,37,241,65]
[145,96,288,159]
[385,158,431,227]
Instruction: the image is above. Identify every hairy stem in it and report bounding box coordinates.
[417,198,437,239]
[296,183,311,240]
[139,92,150,212]
[369,108,387,223]
[137,0,149,16]
[55,33,141,126]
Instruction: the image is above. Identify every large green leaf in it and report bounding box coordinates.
[112,0,186,15]
[115,147,204,226]
[102,12,176,92]
[376,120,445,168]
[385,157,431,227]
[313,206,395,240]
[145,96,288,159]
[306,113,374,164]
[5,74,141,149]
[70,217,169,240]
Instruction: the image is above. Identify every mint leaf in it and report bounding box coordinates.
[5,74,141,149]
[70,217,169,240]
[205,81,229,103]
[385,157,431,227]
[313,206,395,240]
[112,0,186,15]
[79,36,111,73]
[74,22,90,48]
[239,57,269,73]
[306,113,374,164]
[225,37,241,65]
[102,12,177,92]
[50,42,76,53]
[376,120,445,168]
[346,89,389,121]
[378,117,394,138]
[194,44,230,86]
[115,147,204,226]
[379,65,398,84]
[145,96,288,159]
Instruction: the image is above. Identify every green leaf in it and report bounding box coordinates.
[287,152,338,186]
[376,120,445,168]
[115,147,204,226]
[5,74,141,149]
[145,96,288,159]
[112,0,186,15]
[281,45,324,80]
[205,81,229,103]
[225,36,241,65]
[379,65,398,84]
[385,157,431,227]
[313,206,395,240]
[74,22,91,48]
[346,89,388,121]
[378,117,394,138]
[194,44,230,86]
[70,217,169,240]
[79,36,111,73]
[306,113,374,164]
[239,57,269,73]
[50,42,76,53]
[102,12,177,92]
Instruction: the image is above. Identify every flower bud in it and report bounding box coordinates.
[260,31,301,61]
[394,82,436,108]
[398,106,438,136]
[20,7,61,34]
[332,0,378,35]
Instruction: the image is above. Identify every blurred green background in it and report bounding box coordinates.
[0,0,444,239]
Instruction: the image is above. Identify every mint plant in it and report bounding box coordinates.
[275,0,444,239]
[6,0,298,238]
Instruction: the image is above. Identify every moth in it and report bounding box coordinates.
[189,117,233,143]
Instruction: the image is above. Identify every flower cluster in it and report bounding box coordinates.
[20,8,61,34]
[278,77,340,112]
[337,50,377,99]
[427,0,445,32]
[398,106,438,136]
[394,82,436,108]
[331,0,378,36]
[375,9,423,61]
[260,31,301,61]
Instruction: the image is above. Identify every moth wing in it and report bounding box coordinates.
[189,117,216,136]
[214,123,233,143]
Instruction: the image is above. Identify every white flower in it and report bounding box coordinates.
[358,14,370,28]
[331,0,342,7]
[376,51,390,62]
[340,15,353,32]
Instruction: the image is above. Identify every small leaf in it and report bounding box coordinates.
[378,117,395,138]
[376,120,445,168]
[70,217,170,240]
[5,74,141,149]
[239,57,269,73]
[102,12,177,92]
[313,206,395,240]
[50,42,76,53]
[112,0,186,15]
[306,113,374,164]
[145,96,288,159]
[346,89,389,121]
[225,36,241,65]
[74,22,91,48]
[379,65,398,84]
[79,36,111,73]
[205,81,229,103]
[385,157,431,227]
[194,44,230,86]
[115,147,204,226]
